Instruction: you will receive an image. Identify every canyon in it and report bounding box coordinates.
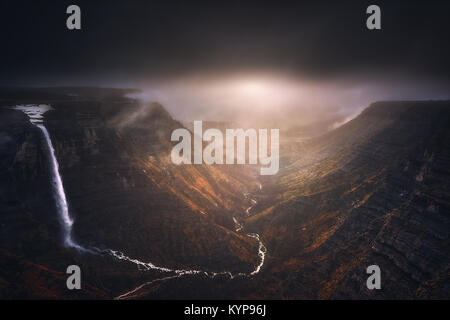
[171,120,279,175]
[0,87,448,299]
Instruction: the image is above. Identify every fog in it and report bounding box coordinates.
[125,73,450,129]
[2,0,449,132]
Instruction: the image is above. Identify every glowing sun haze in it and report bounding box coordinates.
[129,72,361,127]
[127,71,449,129]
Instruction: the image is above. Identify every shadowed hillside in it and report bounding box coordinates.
[246,101,450,299]
[0,89,448,299]
[0,88,261,298]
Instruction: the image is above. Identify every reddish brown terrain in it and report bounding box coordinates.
[0,88,448,299]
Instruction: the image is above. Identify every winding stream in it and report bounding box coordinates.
[14,104,267,299]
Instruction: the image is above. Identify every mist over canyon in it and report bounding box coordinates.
[0,87,448,299]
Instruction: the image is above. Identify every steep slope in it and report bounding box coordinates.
[2,90,448,299]
[0,88,262,298]
[43,99,259,272]
[247,101,450,299]
[0,108,109,298]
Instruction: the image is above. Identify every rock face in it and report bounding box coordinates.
[247,101,450,299]
[44,99,258,272]
[1,89,449,299]
[0,108,107,298]
[0,88,260,298]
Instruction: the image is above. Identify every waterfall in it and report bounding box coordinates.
[13,104,267,299]
[37,124,81,249]
[14,105,81,250]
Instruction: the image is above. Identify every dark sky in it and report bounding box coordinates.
[1,0,449,85]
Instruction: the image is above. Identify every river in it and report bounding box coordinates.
[14,104,267,299]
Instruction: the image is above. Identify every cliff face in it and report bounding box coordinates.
[246,101,450,299]
[1,89,449,299]
[0,88,260,298]
[0,108,108,298]
[44,99,259,272]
